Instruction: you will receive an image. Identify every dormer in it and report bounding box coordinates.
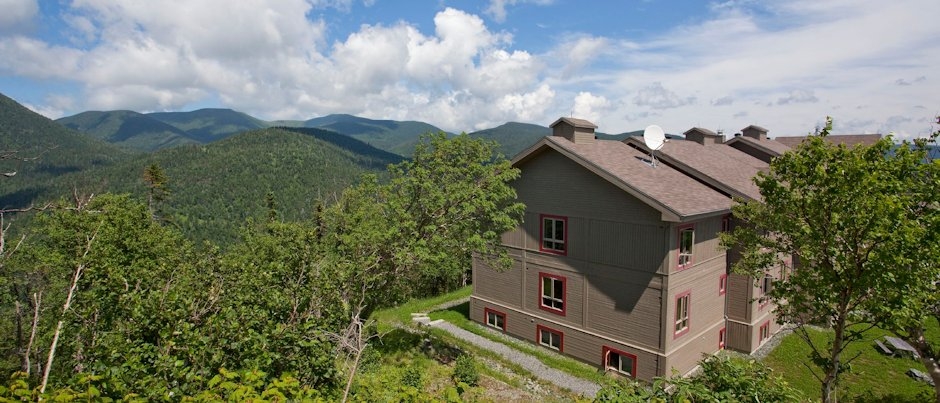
[683,127,723,145]
[550,117,598,145]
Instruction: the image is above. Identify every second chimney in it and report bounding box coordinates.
[741,125,768,141]
[551,117,597,144]
[683,127,723,145]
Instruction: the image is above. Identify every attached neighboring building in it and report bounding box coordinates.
[470,118,789,381]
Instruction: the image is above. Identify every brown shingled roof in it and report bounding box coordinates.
[550,117,598,129]
[626,137,768,201]
[514,136,732,221]
[774,134,881,148]
[725,135,792,156]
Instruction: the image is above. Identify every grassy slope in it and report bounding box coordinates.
[367,286,578,401]
[764,323,938,402]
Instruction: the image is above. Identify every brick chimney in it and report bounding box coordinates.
[741,125,768,141]
[550,117,597,144]
[683,127,723,145]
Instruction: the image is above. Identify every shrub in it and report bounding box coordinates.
[452,354,479,387]
[401,365,424,389]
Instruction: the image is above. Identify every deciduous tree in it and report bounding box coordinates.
[723,117,939,403]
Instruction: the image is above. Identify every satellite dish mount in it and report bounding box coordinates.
[643,124,667,167]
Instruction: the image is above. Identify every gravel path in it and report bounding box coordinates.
[429,320,602,399]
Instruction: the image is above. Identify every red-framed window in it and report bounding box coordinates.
[718,327,726,350]
[677,224,695,269]
[539,214,567,255]
[721,214,731,233]
[484,308,506,331]
[759,274,772,310]
[759,321,771,343]
[539,272,566,316]
[537,325,563,352]
[719,273,728,296]
[603,346,637,378]
[674,290,691,338]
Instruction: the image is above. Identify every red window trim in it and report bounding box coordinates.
[721,214,731,233]
[676,223,695,271]
[673,290,692,339]
[484,307,507,331]
[759,275,772,310]
[539,214,568,255]
[759,320,771,342]
[602,346,637,379]
[536,324,564,352]
[719,273,728,296]
[538,272,567,316]
[718,327,726,350]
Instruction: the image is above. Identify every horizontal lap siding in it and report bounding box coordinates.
[667,253,727,353]
[556,324,663,380]
[473,256,524,307]
[665,319,725,376]
[470,299,664,381]
[525,263,584,327]
[586,279,663,350]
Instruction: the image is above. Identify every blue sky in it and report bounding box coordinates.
[0,0,937,140]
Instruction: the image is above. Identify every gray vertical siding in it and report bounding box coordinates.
[726,273,752,322]
[726,321,752,352]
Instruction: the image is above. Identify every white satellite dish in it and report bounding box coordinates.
[643,124,667,167]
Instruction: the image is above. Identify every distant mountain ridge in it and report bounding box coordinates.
[57,108,267,151]
[0,93,403,246]
[58,107,650,158]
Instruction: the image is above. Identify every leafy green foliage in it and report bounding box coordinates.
[401,364,424,389]
[452,354,479,387]
[322,132,524,316]
[722,117,940,402]
[1,125,525,399]
[595,355,801,402]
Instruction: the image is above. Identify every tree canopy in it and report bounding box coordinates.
[723,117,940,402]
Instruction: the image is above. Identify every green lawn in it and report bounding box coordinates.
[370,286,473,332]
[764,323,938,402]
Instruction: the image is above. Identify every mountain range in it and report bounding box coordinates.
[0,93,400,246]
[56,108,642,157]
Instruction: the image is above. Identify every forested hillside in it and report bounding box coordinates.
[2,94,403,246]
[0,93,133,209]
[57,108,267,151]
[104,127,403,245]
[0,132,523,401]
[147,108,268,142]
[304,114,447,156]
[56,110,198,151]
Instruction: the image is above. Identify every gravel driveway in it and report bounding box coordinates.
[429,320,602,398]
